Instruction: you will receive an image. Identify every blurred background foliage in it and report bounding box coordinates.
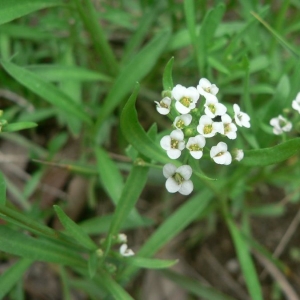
[1,0,300,299]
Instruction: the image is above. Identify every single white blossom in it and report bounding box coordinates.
[117,233,127,244]
[154,97,171,115]
[210,142,232,165]
[119,244,134,257]
[197,115,223,138]
[197,78,219,98]
[204,94,227,118]
[219,114,237,139]
[291,92,300,113]
[160,129,185,159]
[172,84,199,114]
[173,114,192,129]
[163,164,193,195]
[186,135,206,159]
[270,115,292,135]
[233,104,251,128]
[233,149,244,161]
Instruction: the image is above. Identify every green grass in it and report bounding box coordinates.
[1,0,300,299]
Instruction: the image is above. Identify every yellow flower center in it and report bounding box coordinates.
[203,124,213,135]
[215,151,224,157]
[224,123,230,134]
[173,172,184,185]
[180,97,191,107]
[204,87,211,93]
[171,138,179,149]
[176,119,185,129]
[208,104,216,114]
[160,101,168,108]
[189,144,201,151]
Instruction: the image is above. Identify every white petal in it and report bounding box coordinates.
[181,114,192,125]
[166,177,181,193]
[194,135,206,147]
[177,165,192,180]
[179,180,193,195]
[167,149,181,159]
[210,84,219,95]
[226,131,237,139]
[221,114,232,123]
[163,163,177,178]
[156,107,170,115]
[175,101,190,114]
[190,150,203,159]
[119,244,135,256]
[217,142,228,152]
[223,152,232,165]
[160,135,171,150]
[216,103,227,116]
[170,129,184,140]
[233,104,240,114]
[172,84,185,101]
[199,78,211,88]
[186,87,200,102]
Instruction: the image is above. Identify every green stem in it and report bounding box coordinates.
[74,0,119,76]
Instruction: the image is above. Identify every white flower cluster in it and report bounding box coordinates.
[270,92,300,135]
[118,233,134,257]
[156,78,251,195]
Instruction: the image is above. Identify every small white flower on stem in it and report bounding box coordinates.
[219,114,237,139]
[117,233,127,244]
[292,92,300,113]
[270,115,292,135]
[172,84,199,114]
[119,244,134,257]
[186,135,206,159]
[233,104,251,128]
[210,142,232,165]
[154,97,171,115]
[197,115,223,138]
[173,114,192,129]
[204,94,227,118]
[197,78,219,98]
[163,164,193,195]
[160,129,185,159]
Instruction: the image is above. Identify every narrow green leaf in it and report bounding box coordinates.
[119,190,212,281]
[2,122,37,132]
[27,65,111,82]
[0,172,6,205]
[0,0,61,25]
[95,269,134,300]
[197,4,225,72]
[0,225,85,267]
[0,258,33,299]
[162,57,174,91]
[95,29,171,128]
[107,164,149,239]
[125,257,178,269]
[120,84,170,164]
[226,218,263,300]
[161,270,236,300]
[88,251,99,278]
[242,138,300,166]
[95,148,124,204]
[0,60,92,125]
[54,205,97,251]
[251,11,300,58]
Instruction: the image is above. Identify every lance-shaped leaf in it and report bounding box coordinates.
[163,57,174,91]
[0,0,61,25]
[242,138,300,166]
[54,205,97,251]
[2,122,37,132]
[0,258,33,299]
[0,172,6,205]
[124,257,178,269]
[0,60,92,125]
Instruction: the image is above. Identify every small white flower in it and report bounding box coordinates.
[233,104,251,128]
[186,135,206,159]
[154,97,171,115]
[117,233,127,244]
[163,164,193,195]
[197,115,223,138]
[119,244,134,257]
[219,114,237,139]
[197,78,219,98]
[173,114,192,129]
[204,94,227,118]
[270,115,292,135]
[210,142,232,165]
[172,84,199,114]
[292,92,300,113]
[233,149,244,161]
[160,129,185,159]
